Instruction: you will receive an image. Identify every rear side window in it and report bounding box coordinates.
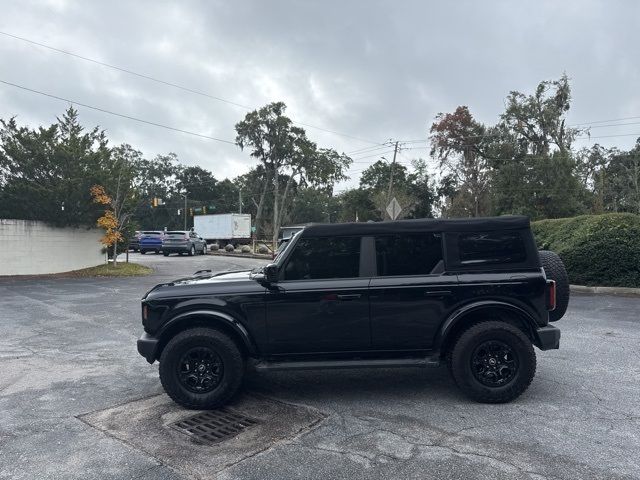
[283,236,360,280]
[375,234,443,276]
[458,231,526,265]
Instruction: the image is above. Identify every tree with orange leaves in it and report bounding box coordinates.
[90,144,140,264]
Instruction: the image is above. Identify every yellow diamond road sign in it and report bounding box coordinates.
[386,197,402,220]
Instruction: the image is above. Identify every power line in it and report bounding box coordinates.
[0,79,237,144]
[0,30,382,146]
[570,116,640,126]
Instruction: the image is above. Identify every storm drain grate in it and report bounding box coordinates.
[169,409,259,445]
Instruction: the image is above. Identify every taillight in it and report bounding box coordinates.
[142,304,148,321]
[547,280,556,311]
[184,234,189,240]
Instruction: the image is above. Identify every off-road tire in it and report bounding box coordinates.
[448,321,536,403]
[539,250,569,322]
[159,328,244,409]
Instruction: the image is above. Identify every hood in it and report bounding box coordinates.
[143,269,260,300]
[170,269,253,285]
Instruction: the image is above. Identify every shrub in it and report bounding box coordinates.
[210,243,219,251]
[258,245,269,254]
[241,245,251,253]
[224,244,235,252]
[532,213,640,287]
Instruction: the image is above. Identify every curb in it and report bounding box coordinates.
[570,284,640,296]
[207,251,272,261]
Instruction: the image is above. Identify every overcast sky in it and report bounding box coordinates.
[1,0,639,190]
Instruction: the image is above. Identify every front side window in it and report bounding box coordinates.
[283,236,361,280]
[375,234,443,276]
[458,231,526,265]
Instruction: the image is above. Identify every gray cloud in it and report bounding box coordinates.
[1,0,639,189]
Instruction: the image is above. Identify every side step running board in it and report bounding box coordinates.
[253,357,441,372]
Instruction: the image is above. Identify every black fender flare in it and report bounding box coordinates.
[434,300,540,352]
[158,309,257,357]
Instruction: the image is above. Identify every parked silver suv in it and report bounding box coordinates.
[162,230,207,256]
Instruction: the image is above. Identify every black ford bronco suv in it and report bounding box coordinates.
[137,216,568,408]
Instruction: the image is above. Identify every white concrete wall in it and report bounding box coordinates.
[0,219,105,275]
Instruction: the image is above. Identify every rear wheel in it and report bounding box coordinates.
[448,321,536,403]
[163,252,169,257]
[539,250,569,322]
[159,328,244,409]
[189,245,195,256]
[140,250,146,255]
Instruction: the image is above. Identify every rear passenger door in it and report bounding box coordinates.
[369,233,458,351]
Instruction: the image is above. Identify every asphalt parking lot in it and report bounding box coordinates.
[1,253,639,480]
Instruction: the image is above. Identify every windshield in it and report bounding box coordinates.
[141,231,162,236]
[165,231,187,237]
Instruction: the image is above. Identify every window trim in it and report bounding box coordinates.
[371,232,446,278]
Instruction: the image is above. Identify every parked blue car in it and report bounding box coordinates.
[139,231,164,254]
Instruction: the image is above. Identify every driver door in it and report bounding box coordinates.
[265,236,371,355]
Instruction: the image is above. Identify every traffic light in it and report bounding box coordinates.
[189,208,194,216]
[152,197,158,207]
[202,206,207,214]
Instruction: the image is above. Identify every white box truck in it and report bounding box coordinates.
[194,213,252,246]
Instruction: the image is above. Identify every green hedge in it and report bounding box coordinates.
[531,213,640,288]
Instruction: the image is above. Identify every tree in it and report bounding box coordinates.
[0,107,112,226]
[502,74,580,156]
[335,188,378,222]
[177,166,217,202]
[235,102,294,241]
[405,159,437,218]
[429,106,490,217]
[288,188,340,224]
[489,75,588,219]
[131,153,182,230]
[89,144,138,264]
[235,102,351,242]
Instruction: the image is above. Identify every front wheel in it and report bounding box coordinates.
[159,328,245,409]
[448,321,536,403]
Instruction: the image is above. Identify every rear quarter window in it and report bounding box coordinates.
[458,231,526,265]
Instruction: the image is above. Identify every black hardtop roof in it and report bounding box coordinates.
[300,215,530,237]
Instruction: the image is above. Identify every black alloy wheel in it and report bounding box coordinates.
[159,328,245,409]
[177,347,224,394]
[448,321,536,403]
[470,340,518,387]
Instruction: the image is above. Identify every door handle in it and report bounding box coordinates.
[337,294,362,300]
[424,290,452,296]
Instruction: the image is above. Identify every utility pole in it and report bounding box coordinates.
[180,193,187,230]
[238,187,242,214]
[387,141,399,204]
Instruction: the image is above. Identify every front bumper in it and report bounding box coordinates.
[137,333,160,363]
[534,325,561,350]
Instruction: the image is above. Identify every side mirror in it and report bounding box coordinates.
[264,263,279,283]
